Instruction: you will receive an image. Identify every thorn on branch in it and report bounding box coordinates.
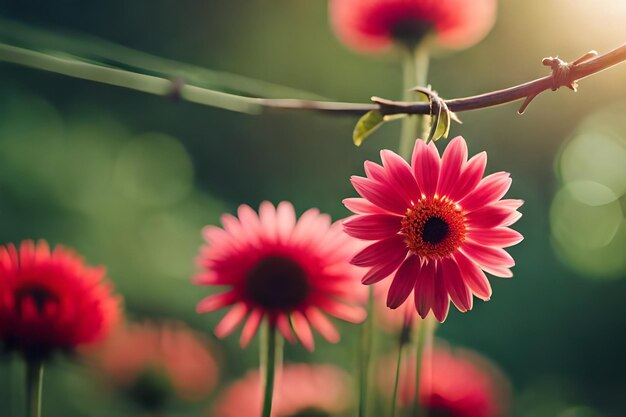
[518,50,599,114]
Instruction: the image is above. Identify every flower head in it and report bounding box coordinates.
[90,321,218,409]
[0,240,121,360]
[330,0,497,53]
[343,137,523,322]
[194,201,366,351]
[213,363,352,417]
[379,344,510,417]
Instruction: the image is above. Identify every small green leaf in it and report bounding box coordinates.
[433,103,452,141]
[426,101,442,143]
[353,110,385,146]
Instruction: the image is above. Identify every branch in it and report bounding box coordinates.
[0,38,625,117]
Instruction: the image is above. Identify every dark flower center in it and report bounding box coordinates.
[244,255,309,310]
[15,285,59,314]
[422,217,450,244]
[289,408,331,417]
[390,19,433,48]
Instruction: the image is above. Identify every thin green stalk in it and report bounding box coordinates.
[358,288,375,417]
[390,328,411,417]
[25,359,44,417]
[260,322,280,417]
[399,43,431,159]
[411,319,435,417]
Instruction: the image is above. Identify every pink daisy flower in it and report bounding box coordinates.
[343,137,523,322]
[213,363,353,417]
[194,201,366,351]
[329,0,497,53]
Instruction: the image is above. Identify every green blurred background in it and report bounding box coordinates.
[0,0,625,416]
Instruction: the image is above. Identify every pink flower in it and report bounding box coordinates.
[213,363,353,417]
[378,343,510,417]
[90,321,219,405]
[0,240,121,360]
[343,137,523,322]
[329,0,497,53]
[194,201,366,351]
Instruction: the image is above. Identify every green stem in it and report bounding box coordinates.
[25,359,44,417]
[390,331,410,417]
[358,288,376,417]
[411,319,435,417]
[399,43,431,159]
[260,321,282,417]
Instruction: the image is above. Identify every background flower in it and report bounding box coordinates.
[213,363,353,417]
[89,320,218,409]
[195,201,366,350]
[329,0,497,52]
[378,343,510,417]
[344,137,523,321]
[0,240,121,360]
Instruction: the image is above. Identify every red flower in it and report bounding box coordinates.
[343,137,523,322]
[379,344,510,417]
[194,201,366,351]
[330,0,497,53]
[213,363,353,417]
[0,240,121,360]
[91,321,218,407]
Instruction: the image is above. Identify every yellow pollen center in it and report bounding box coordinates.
[400,197,467,259]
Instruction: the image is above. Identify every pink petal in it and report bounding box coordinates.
[239,309,263,347]
[351,235,408,267]
[306,307,340,343]
[237,204,263,244]
[440,257,472,312]
[387,255,420,309]
[276,314,297,344]
[449,151,487,201]
[276,201,296,242]
[291,311,315,351]
[343,214,402,240]
[432,262,451,322]
[414,260,436,319]
[380,150,421,204]
[452,251,492,300]
[351,176,407,215]
[196,292,237,313]
[468,227,523,248]
[436,136,468,198]
[466,205,519,229]
[460,172,511,212]
[462,241,515,271]
[321,298,366,323]
[364,160,386,182]
[343,197,389,215]
[361,258,405,285]
[215,303,248,337]
[411,140,440,199]
[291,208,325,246]
[259,201,278,241]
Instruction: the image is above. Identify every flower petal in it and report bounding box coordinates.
[215,303,248,338]
[306,307,340,343]
[276,314,297,344]
[291,311,315,351]
[387,255,420,309]
[343,214,402,240]
[461,241,515,272]
[460,172,511,212]
[343,197,389,215]
[468,227,523,248]
[452,251,492,300]
[466,204,519,229]
[436,136,468,198]
[449,151,487,201]
[414,260,436,319]
[196,292,237,313]
[380,149,421,204]
[432,262,451,322]
[351,176,407,214]
[440,257,472,312]
[411,140,440,199]
[276,201,296,242]
[351,235,408,267]
[239,309,263,347]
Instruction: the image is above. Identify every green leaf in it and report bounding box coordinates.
[353,110,385,146]
[433,102,452,141]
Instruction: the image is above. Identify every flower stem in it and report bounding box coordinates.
[260,321,280,417]
[390,325,411,417]
[399,43,431,159]
[358,288,376,417]
[411,318,435,417]
[25,359,44,417]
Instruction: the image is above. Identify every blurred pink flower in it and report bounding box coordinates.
[0,240,121,360]
[91,321,218,404]
[194,201,366,351]
[344,137,523,322]
[213,363,353,417]
[329,0,497,53]
[379,343,510,417]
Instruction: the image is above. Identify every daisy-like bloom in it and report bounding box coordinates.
[213,363,352,417]
[330,0,497,53]
[378,344,510,417]
[343,137,523,322]
[90,321,218,409]
[0,240,121,360]
[194,201,366,351]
